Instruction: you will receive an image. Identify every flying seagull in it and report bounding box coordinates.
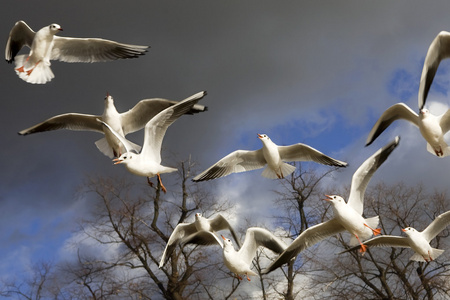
[193,134,347,182]
[339,210,450,262]
[180,226,287,281]
[5,20,148,84]
[262,137,400,275]
[19,92,207,158]
[419,31,450,110]
[99,91,206,193]
[366,103,450,157]
[159,213,241,268]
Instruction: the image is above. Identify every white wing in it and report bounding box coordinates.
[98,119,137,154]
[192,149,266,182]
[348,137,400,215]
[419,31,450,110]
[278,143,347,167]
[366,103,418,146]
[239,227,287,266]
[159,222,197,268]
[262,219,344,274]
[5,20,35,62]
[121,91,207,135]
[438,109,450,134]
[51,36,148,62]
[209,214,242,248]
[422,210,450,242]
[19,113,102,135]
[140,93,204,163]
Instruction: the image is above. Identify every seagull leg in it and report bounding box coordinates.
[246,273,251,281]
[15,56,30,73]
[147,177,154,187]
[354,234,367,253]
[435,147,443,157]
[364,223,381,236]
[157,174,167,193]
[235,274,243,280]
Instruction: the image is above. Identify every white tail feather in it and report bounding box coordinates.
[261,163,296,179]
[14,55,54,84]
[426,143,450,157]
[410,248,444,262]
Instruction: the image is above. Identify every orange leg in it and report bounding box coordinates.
[147,177,154,187]
[157,174,167,193]
[235,274,243,280]
[246,273,251,281]
[364,223,381,236]
[354,234,368,253]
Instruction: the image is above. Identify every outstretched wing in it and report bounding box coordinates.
[5,20,35,62]
[121,91,207,135]
[419,31,450,110]
[348,136,400,215]
[98,119,137,154]
[159,222,197,268]
[366,103,418,146]
[239,227,287,266]
[52,36,148,62]
[209,214,242,248]
[19,113,102,135]
[422,210,450,242]
[262,219,344,274]
[141,93,204,163]
[278,143,347,167]
[192,149,266,182]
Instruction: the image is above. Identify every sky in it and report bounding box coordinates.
[2,0,450,290]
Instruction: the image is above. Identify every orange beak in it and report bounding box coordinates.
[257,133,263,139]
[324,195,333,201]
[113,158,122,165]
[221,235,226,240]
[401,228,407,232]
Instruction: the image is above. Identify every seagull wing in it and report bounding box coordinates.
[5,20,35,62]
[181,231,223,248]
[51,36,148,63]
[366,103,418,146]
[140,93,203,162]
[262,219,345,274]
[192,149,266,182]
[438,109,450,134]
[421,210,450,242]
[159,222,197,268]
[348,137,400,215]
[338,235,410,254]
[98,120,137,154]
[278,143,347,167]
[419,31,450,109]
[209,214,242,248]
[121,91,207,135]
[18,113,102,135]
[239,227,287,266]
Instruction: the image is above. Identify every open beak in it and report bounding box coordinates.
[323,195,333,201]
[257,133,263,139]
[59,28,63,31]
[113,158,122,165]
[401,228,407,232]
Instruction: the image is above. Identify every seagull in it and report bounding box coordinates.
[262,137,400,275]
[5,20,148,84]
[193,134,347,182]
[18,91,207,158]
[99,91,206,193]
[159,213,241,268]
[179,226,287,281]
[339,210,450,262]
[366,102,450,157]
[418,31,450,110]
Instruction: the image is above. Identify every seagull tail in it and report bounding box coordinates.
[426,143,450,157]
[14,55,54,84]
[261,163,296,179]
[410,248,444,262]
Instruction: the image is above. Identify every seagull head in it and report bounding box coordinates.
[195,213,202,219]
[49,24,63,34]
[221,235,234,249]
[104,92,114,105]
[258,134,272,145]
[113,152,133,165]
[324,195,345,205]
[402,227,418,237]
[420,108,429,116]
